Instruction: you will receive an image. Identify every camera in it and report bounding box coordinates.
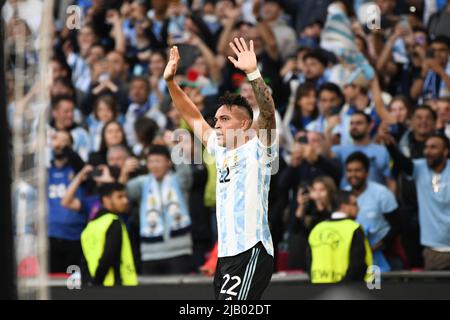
[389,123,400,136]
[87,167,103,180]
[297,135,308,144]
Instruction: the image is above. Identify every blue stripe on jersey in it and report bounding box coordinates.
[255,164,262,243]
[235,159,246,253]
[219,172,228,256]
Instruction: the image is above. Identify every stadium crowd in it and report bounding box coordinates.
[5,0,450,281]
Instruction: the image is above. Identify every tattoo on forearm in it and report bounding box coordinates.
[250,77,276,142]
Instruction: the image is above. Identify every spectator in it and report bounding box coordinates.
[436,97,450,138]
[132,117,159,159]
[217,12,283,105]
[307,190,373,283]
[80,50,130,115]
[291,0,331,34]
[63,24,98,93]
[385,96,412,141]
[259,0,298,61]
[61,157,116,222]
[398,105,437,159]
[81,183,138,286]
[283,82,318,139]
[298,20,323,49]
[387,106,437,268]
[124,76,167,146]
[338,82,378,146]
[179,132,214,270]
[302,50,329,88]
[48,95,91,162]
[126,145,193,275]
[280,131,342,189]
[106,145,142,184]
[332,111,394,189]
[148,50,169,107]
[96,120,131,165]
[372,76,412,143]
[184,34,221,96]
[345,152,400,272]
[288,176,337,270]
[428,1,450,39]
[306,82,344,135]
[411,36,450,102]
[381,130,450,270]
[48,130,86,273]
[87,95,121,152]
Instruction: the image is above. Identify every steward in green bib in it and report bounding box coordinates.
[81,183,137,286]
[307,190,373,284]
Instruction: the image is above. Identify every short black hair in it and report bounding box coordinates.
[414,105,438,121]
[134,117,158,145]
[351,110,372,124]
[412,26,428,34]
[333,190,355,211]
[264,0,286,10]
[147,144,171,160]
[430,35,450,48]
[318,82,344,100]
[130,76,150,90]
[345,151,370,172]
[303,50,328,67]
[426,132,450,150]
[98,182,126,200]
[218,92,254,120]
[51,94,75,110]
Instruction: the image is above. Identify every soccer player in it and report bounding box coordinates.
[164,37,277,300]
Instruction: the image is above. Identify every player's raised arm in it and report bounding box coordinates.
[228,37,276,146]
[164,46,212,146]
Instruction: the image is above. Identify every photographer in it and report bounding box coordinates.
[288,176,336,270]
[61,154,116,221]
[48,130,87,273]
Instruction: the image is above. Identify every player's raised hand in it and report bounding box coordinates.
[228,37,257,74]
[164,46,180,82]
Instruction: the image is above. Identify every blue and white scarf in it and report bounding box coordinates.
[139,173,191,243]
[320,3,375,84]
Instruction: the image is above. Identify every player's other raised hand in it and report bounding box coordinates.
[164,46,180,82]
[228,37,257,74]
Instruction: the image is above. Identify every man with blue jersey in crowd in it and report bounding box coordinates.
[48,130,87,273]
[164,38,277,300]
[380,129,450,270]
[332,111,395,190]
[344,152,400,272]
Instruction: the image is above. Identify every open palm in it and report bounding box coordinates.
[164,46,180,81]
[228,37,257,74]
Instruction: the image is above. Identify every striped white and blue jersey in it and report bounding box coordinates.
[66,53,91,93]
[207,132,275,258]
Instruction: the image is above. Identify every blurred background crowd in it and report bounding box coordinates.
[4,0,450,278]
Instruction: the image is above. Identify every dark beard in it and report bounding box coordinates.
[427,156,445,170]
[53,151,67,160]
[350,132,365,141]
[351,180,366,192]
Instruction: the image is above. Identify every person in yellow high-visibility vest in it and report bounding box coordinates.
[307,190,373,284]
[81,183,137,286]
